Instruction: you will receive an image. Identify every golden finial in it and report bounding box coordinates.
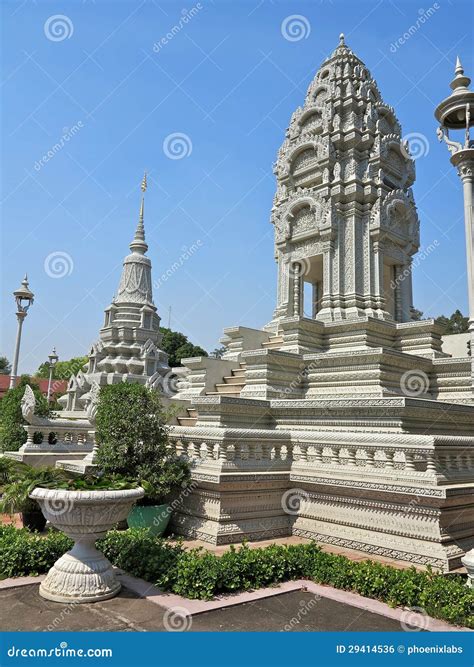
[141,172,147,193]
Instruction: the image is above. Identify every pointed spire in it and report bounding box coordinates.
[450,55,471,93]
[129,171,149,255]
[339,32,345,46]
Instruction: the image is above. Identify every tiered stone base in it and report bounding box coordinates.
[169,396,474,572]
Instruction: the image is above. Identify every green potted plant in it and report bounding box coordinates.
[0,464,66,531]
[95,383,190,536]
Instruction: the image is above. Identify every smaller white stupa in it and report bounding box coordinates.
[60,173,170,414]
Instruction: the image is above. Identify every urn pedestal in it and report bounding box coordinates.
[30,487,144,603]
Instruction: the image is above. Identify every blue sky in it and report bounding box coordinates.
[1,0,472,374]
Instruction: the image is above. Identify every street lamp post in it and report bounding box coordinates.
[9,275,35,389]
[435,57,474,397]
[46,347,59,402]
[435,57,474,587]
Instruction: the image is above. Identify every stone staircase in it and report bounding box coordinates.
[176,363,247,427]
[207,362,247,398]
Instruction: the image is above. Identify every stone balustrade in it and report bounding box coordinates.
[169,433,473,480]
[22,423,93,451]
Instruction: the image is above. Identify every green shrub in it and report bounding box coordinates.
[1,527,472,628]
[99,528,183,588]
[0,526,72,577]
[0,377,51,452]
[95,383,190,505]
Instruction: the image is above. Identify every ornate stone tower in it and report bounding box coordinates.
[270,34,419,326]
[61,174,169,411]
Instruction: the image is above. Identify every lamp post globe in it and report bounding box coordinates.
[47,346,59,402]
[9,275,34,389]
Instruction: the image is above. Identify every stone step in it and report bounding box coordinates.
[214,383,245,394]
[223,375,245,385]
[187,408,198,418]
[261,335,284,349]
[206,391,242,398]
[231,368,246,378]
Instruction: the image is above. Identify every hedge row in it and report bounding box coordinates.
[1,526,472,628]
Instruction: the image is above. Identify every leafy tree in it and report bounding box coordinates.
[95,383,190,505]
[159,327,208,367]
[0,357,11,375]
[436,310,469,334]
[211,346,226,358]
[35,356,88,380]
[0,376,51,452]
[411,309,424,321]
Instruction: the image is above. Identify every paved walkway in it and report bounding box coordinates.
[0,584,403,632]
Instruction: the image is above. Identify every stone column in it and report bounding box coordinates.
[292,262,302,317]
[372,240,385,313]
[312,282,320,318]
[319,241,333,313]
[394,265,403,322]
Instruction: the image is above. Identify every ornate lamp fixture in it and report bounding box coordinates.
[46,346,59,402]
[9,275,34,389]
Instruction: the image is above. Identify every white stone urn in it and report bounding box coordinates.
[30,486,144,603]
[461,548,474,588]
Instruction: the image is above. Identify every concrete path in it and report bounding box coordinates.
[0,584,406,632]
